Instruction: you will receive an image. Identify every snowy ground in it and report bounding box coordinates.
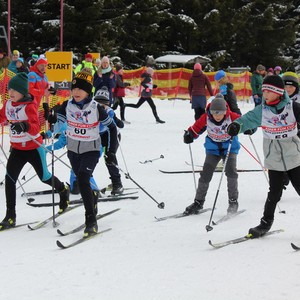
[1,98,300,300]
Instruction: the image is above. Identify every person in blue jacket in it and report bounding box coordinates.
[183,94,242,215]
[227,75,300,238]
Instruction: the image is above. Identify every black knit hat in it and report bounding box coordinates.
[8,72,28,95]
[72,68,93,95]
[262,75,285,96]
[210,93,227,115]
[115,63,123,72]
[94,86,110,105]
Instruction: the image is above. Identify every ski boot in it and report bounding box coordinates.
[156,118,165,124]
[58,185,70,213]
[248,218,273,238]
[184,200,204,215]
[84,213,98,237]
[227,199,239,214]
[111,182,124,195]
[0,210,16,230]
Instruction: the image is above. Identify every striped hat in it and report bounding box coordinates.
[262,75,285,96]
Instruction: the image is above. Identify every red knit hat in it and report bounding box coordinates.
[85,53,93,60]
[35,57,48,66]
[194,63,202,70]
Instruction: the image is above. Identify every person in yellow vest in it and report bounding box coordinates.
[74,53,97,75]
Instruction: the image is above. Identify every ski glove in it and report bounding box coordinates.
[48,111,57,124]
[227,122,240,136]
[43,103,50,120]
[105,151,116,165]
[183,130,194,144]
[244,128,257,135]
[11,121,29,134]
[48,86,57,95]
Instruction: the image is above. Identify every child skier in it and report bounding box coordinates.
[94,86,124,195]
[0,72,69,229]
[227,75,300,237]
[49,69,118,236]
[183,94,242,215]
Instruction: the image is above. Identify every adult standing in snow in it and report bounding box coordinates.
[214,70,242,115]
[28,57,54,108]
[250,64,265,106]
[227,75,300,238]
[0,73,69,229]
[112,63,131,123]
[124,67,165,123]
[93,56,116,105]
[188,63,214,120]
[183,94,242,215]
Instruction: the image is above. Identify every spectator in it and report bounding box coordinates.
[214,70,241,115]
[0,49,11,72]
[16,57,29,74]
[188,63,213,120]
[112,63,131,123]
[250,64,265,106]
[267,68,274,76]
[74,53,97,75]
[93,56,116,105]
[274,66,282,77]
[8,50,21,74]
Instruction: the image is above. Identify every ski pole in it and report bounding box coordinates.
[108,158,165,209]
[248,136,286,214]
[188,144,197,193]
[50,118,59,227]
[139,154,164,164]
[239,142,267,171]
[206,137,233,232]
[16,151,67,190]
[25,133,72,170]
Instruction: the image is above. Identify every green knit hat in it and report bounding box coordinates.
[8,72,29,95]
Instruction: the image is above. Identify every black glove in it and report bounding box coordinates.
[227,122,240,136]
[43,103,50,120]
[105,151,116,165]
[11,121,29,134]
[124,82,131,87]
[244,128,257,135]
[48,86,57,95]
[48,111,57,124]
[183,130,194,144]
[153,84,158,89]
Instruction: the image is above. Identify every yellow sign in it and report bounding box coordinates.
[45,51,73,82]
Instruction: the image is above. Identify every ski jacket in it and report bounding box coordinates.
[28,65,49,107]
[250,71,263,96]
[0,95,42,150]
[140,72,155,98]
[188,103,241,156]
[188,69,213,97]
[234,92,300,171]
[222,83,242,115]
[114,74,129,97]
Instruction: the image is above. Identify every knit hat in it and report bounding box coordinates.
[72,68,93,94]
[256,64,266,71]
[210,94,227,115]
[194,63,202,70]
[262,75,285,96]
[214,70,226,81]
[12,50,20,56]
[85,53,93,60]
[32,54,39,59]
[35,57,48,66]
[282,72,299,88]
[115,63,123,72]
[94,86,110,105]
[267,68,274,73]
[0,49,4,54]
[274,66,282,72]
[16,57,24,64]
[8,72,28,95]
